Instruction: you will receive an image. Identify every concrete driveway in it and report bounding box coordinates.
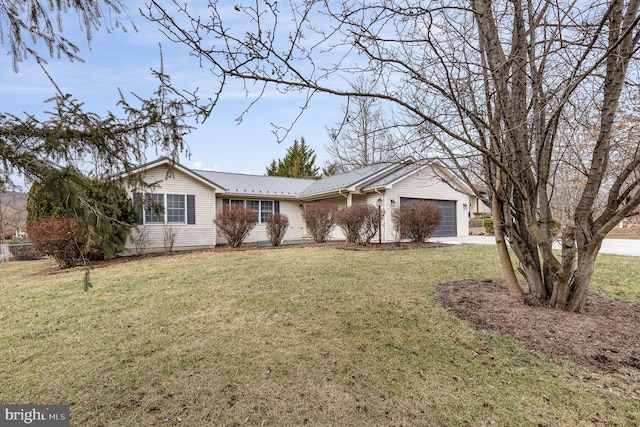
[431,235,640,257]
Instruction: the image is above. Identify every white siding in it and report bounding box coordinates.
[215,198,309,244]
[124,161,470,250]
[278,200,307,241]
[314,196,348,241]
[214,197,350,244]
[125,165,218,254]
[346,194,385,243]
[383,166,470,240]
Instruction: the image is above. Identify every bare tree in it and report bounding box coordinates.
[144,0,640,313]
[327,79,401,171]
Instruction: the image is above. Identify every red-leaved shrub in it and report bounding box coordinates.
[302,202,337,243]
[266,213,289,247]
[214,205,258,248]
[28,217,87,268]
[335,204,381,245]
[391,201,442,242]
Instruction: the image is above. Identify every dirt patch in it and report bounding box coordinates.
[437,279,640,373]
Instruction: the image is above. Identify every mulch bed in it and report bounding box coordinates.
[436,278,640,373]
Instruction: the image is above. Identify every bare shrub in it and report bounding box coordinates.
[266,213,289,247]
[392,201,442,243]
[163,226,179,252]
[28,217,87,268]
[302,202,337,243]
[335,204,381,245]
[130,227,151,255]
[215,205,258,248]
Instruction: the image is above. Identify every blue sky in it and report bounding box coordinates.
[0,2,342,182]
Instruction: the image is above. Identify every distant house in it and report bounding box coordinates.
[469,185,492,217]
[120,157,473,253]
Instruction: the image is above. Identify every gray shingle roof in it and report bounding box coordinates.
[194,170,316,198]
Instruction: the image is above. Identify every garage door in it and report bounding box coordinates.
[400,198,457,237]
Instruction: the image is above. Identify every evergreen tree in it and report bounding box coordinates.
[266,137,321,179]
[27,167,137,260]
[0,1,191,189]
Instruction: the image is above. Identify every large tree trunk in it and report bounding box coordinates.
[549,226,577,309]
[567,253,598,313]
[566,231,604,312]
[472,0,640,313]
[492,191,525,299]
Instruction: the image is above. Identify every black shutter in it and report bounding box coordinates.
[223,198,229,206]
[187,195,196,224]
[274,200,280,214]
[133,193,143,225]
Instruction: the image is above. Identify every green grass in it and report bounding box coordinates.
[1,245,639,426]
[592,252,640,304]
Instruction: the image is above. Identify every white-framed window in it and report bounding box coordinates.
[166,194,186,224]
[260,200,274,223]
[134,193,195,225]
[144,194,165,224]
[225,199,277,224]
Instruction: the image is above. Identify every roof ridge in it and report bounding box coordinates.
[193,169,316,180]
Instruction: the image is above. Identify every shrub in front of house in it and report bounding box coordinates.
[392,201,442,243]
[266,213,289,247]
[483,217,494,234]
[28,217,87,268]
[302,202,337,243]
[129,226,151,255]
[8,237,43,260]
[335,204,381,245]
[214,205,258,248]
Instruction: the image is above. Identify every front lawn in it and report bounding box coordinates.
[1,244,638,426]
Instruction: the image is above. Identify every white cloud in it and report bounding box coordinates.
[190,158,220,171]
